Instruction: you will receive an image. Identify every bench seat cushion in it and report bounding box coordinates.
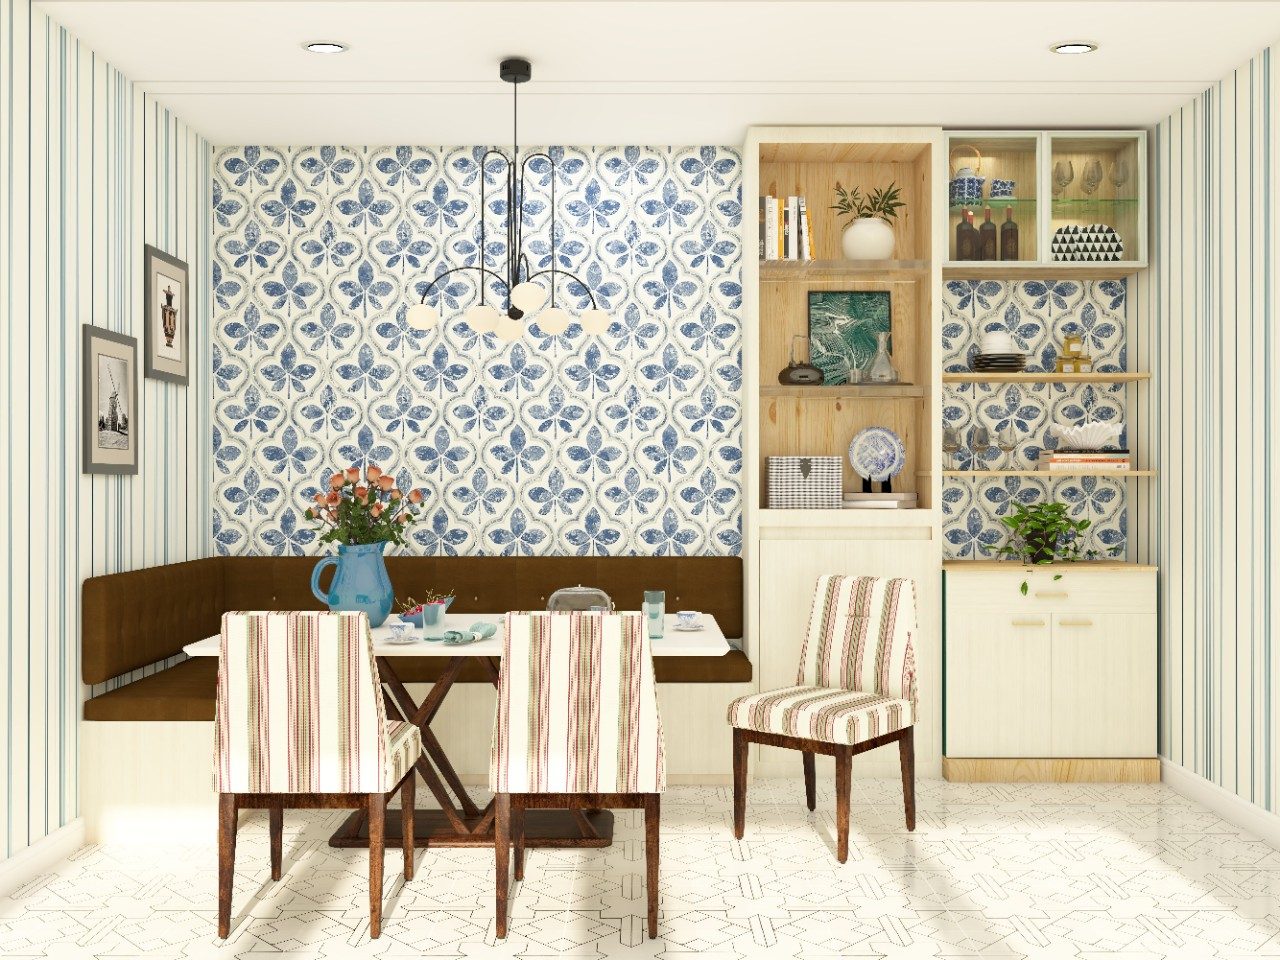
[83,656,220,722]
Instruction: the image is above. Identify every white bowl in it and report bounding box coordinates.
[1049,422,1124,450]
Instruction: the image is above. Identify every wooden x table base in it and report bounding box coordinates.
[328,655,613,850]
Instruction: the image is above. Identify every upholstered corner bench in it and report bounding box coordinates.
[83,555,750,722]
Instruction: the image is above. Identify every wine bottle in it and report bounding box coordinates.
[1000,205,1019,261]
[955,210,977,261]
[978,206,997,260]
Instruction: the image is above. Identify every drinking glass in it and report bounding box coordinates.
[997,424,1018,469]
[1052,160,1075,198]
[643,590,665,640]
[971,425,992,470]
[1107,159,1131,191]
[1080,159,1104,198]
[941,426,961,470]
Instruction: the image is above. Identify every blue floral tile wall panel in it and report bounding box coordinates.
[941,279,1128,560]
[212,146,742,557]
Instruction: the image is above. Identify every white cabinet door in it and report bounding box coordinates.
[1050,613,1157,757]
[946,611,1052,757]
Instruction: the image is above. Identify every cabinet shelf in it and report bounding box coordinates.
[944,469,1154,478]
[943,263,1141,279]
[762,384,926,399]
[759,259,929,281]
[943,371,1149,384]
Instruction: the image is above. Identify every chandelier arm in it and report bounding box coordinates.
[478,149,511,305]
[417,264,511,303]
[518,152,554,302]
[523,267,598,310]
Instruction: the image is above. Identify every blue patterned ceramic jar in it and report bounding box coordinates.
[310,541,394,627]
[949,173,985,206]
[990,178,1016,200]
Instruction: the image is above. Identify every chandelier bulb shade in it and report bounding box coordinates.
[465,303,501,334]
[406,57,607,342]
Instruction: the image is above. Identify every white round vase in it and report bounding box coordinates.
[841,217,896,260]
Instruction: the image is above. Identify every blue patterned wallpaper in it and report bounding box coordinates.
[941,279,1129,560]
[211,146,742,557]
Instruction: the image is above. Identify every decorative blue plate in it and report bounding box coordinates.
[848,427,906,482]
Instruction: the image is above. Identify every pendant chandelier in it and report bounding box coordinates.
[406,58,609,340]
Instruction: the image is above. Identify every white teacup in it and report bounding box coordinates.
[676,610,701,628]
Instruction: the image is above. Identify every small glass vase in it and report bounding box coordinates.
[643,590,665,640]
[864,331,899,383]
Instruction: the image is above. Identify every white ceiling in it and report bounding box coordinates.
[37,1,1280,144]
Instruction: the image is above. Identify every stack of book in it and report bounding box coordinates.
[842,492,919,510]
[1038,449,1131,472]
[760,195,814,261]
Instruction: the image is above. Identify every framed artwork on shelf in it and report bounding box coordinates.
[82,325,138,475]
[807,290,892,385]
[143,244,190,384]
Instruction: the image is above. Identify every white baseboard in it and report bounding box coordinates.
[1161,758,1280,849]
[0,819,85,898]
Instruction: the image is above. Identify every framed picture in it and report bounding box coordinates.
[83,325,139,475]
[807,290,893,385]
[143,244,189,384]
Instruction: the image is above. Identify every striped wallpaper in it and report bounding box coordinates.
[1136,43,1280,813]
[0,0,210,861]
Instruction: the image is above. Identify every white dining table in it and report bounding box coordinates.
[185,612,730,850]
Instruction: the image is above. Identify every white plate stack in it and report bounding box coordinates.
[972,331,1026,373]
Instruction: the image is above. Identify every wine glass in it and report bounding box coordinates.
[1080,159,1104,198]
[971,425,992,470]
[1108,159,1131,194]
[997,424,1018,469]
[1052,160,1075,199]
[942,426,961,470]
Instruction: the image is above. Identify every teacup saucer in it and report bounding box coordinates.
[673,623,705,632]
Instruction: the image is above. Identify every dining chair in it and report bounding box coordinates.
[490,611,665,939]
[726,575,918,862]
[213,611,422,938]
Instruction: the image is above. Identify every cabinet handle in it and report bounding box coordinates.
[1035,591,1068,599]
[1011,619,1045,627]
[1059,619,1094,627]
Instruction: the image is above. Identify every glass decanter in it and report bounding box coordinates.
[864,331,899,383]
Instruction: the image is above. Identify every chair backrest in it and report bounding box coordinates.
[490,611,665,794]
[795,576,918,709]
[214,611,388,794]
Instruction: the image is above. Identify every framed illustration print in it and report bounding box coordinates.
[83,325,139,475]
[143,244,189,384]
[807,290,893,385]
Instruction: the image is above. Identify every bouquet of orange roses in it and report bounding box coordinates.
[305,464,426,548]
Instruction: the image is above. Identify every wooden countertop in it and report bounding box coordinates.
[943,560,1157,572]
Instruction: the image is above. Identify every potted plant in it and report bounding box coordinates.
[985,501,1111,593]
[306,464,426,627]
[398,589,456,628]
[830,182,904,260]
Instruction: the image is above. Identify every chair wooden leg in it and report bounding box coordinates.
[217,794,237,939]
[644,794,660,939]
[495,793,511,939]
[802,752,816,811]
[834,749,852,863]
[402,775,416,880]
[269,806,283,881]
[732,728,748,839]
[368,793,385,938]
[512,801,526,882]
[899,727,916,832]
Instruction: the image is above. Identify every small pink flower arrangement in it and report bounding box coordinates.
[305,464,426,547]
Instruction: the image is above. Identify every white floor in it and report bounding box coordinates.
[4,778,1280,959]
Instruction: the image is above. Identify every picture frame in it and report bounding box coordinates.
[807,290,893,385]
[143,244,189,384]
[83,325,139,475]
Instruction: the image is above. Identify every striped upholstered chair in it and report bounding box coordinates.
[213,611,422,939]
[727,575,918,861]
[490,611,665,939]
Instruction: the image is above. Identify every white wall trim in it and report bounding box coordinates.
[0,819,86,899]
[1161,759,1280,850]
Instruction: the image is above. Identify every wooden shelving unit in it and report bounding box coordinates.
[942,263,1138,280]
[761,384,926,399]
[943,371,1149,384]
[759,259,928,281]
[943,469,1154,478]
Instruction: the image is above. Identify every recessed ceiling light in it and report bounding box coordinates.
[304,41,347,54]
[1051,41,1097,55]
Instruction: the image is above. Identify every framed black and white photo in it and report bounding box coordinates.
[143,244,189,384]
[83,325,139,475]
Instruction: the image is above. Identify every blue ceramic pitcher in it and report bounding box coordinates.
[310,541,394,627]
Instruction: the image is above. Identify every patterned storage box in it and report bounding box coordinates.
[767,456,843,509]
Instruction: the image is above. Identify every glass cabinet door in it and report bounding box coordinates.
[1047,131,1145,265]
[947,133,1038,264]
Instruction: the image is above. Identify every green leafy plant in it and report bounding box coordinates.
[830,181,905,223]
[305,463,425,547]
[985,501,1105,571]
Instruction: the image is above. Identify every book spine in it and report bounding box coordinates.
[777,199,784,259]
[783,199,791,260]
[788,197,800,259]
[758,196,766,260]
[764,197,778,261]
[798,196,810,262]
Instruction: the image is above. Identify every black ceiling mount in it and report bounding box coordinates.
[499,58,532,84]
